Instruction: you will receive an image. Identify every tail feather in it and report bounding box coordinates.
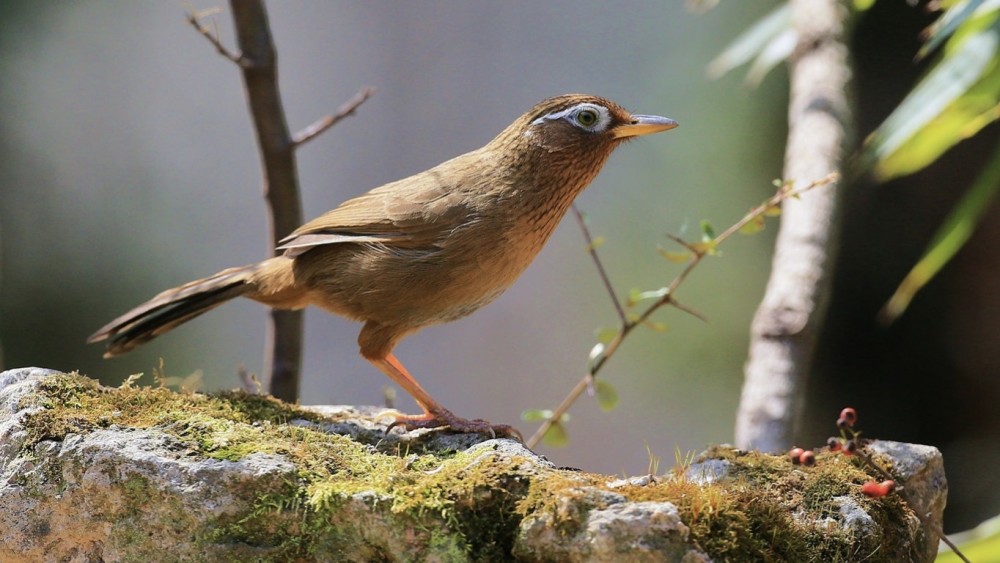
[88,265,257,357]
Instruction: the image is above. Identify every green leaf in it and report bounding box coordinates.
[657,244,692,263]
[594,380,619,412]
[862,19,1000,180]
[626,288,640,307]
[594,326,619,345]
[643,320,668,333]
[707,3,791,79]
[880,139,1000,323]
[739,214,766,235]
[690,240,719,255]
[699,220,716,241]
[542,421,570,447]
[521,408,552,422]
[918,0,989,60]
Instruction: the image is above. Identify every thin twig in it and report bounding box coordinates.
[184,7,248,67]
[934,524,972,563]
[857,445,969,562]
[666,298,708,323]
[571,204,628,325]
[526,174,838,449]
[293,86,376,147]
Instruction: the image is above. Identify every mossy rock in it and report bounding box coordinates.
[0,368,943,562]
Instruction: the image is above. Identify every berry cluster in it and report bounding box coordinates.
[787,407,897,498]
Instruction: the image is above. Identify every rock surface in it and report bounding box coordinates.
[0,368,947,562]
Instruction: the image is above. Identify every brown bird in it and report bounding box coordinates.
[88,94,677,437]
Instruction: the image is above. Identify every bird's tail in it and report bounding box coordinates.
[88,263,261,357]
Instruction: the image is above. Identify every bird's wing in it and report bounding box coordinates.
[278,158,476,256]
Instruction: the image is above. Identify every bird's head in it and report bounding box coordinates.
[496,94,677,155]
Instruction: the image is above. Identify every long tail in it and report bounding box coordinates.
[88,264,261,357]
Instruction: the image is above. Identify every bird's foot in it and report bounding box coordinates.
[386,409,522,441]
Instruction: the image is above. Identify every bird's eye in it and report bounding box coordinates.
[575,109,599,128]
[531,103,610,132]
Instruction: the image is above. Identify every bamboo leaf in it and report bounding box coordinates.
[880,140,1000,323]
[745,28,797,88]
[862,20,1000,180]
[918,0,990,60]
[707,3,791,79]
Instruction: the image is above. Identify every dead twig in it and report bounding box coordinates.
[184,6,248,67]
[293,86,376,147]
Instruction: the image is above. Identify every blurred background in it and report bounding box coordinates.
[0,1,996,533]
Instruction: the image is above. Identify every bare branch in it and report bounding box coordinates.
[186,3,371,402]
[666,298,708,323]
[526,176,836,448]
[184,6,248,67]
[571,204,627,325]
[227,0,304,402]
[293,86,376,147]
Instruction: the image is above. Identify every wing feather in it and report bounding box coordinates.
[279,153,480,256]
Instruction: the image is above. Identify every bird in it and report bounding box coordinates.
[88,94,677,438]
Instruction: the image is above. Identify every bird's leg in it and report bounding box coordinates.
[369,353,522,440]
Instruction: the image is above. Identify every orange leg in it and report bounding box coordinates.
[369,353,521,440]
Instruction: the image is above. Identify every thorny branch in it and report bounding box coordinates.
[526,173,839,449]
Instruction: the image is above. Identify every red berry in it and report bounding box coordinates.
[861,479,896,498]
[799,450,816,466]
[844,440,858,456]
[839,407,857,426]
[789,447,804,464]
[861,482,883,497]
[826,437,842,451]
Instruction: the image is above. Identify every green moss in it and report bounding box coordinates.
[514,446,918,562]
[16,373,531,560]
[14,373,922,561]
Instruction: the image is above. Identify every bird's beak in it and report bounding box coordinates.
[613,114,679,139]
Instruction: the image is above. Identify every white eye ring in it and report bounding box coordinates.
[532,103,612,132]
